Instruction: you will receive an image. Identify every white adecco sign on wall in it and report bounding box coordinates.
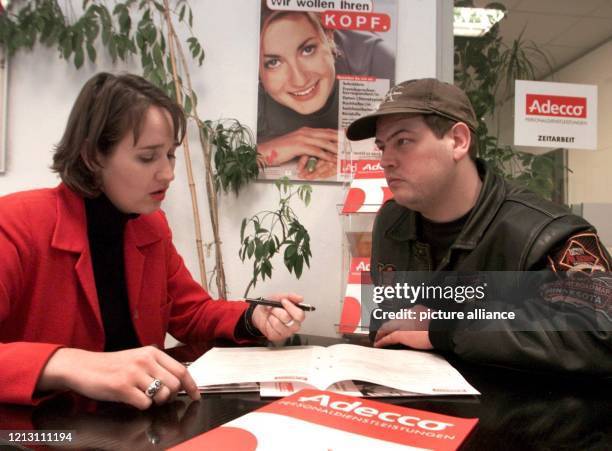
[514,80,597,150]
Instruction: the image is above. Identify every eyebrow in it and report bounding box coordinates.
[263,36,317,58]
[297,36,317,51]
[375,128,417,146]
[136,143,170,151]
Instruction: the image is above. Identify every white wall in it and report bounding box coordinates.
[0,0,453,339]
[555,40,612,253]
[556,40,612,206]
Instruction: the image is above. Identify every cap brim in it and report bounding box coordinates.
[345,107,432,141]
[345,113,380,141]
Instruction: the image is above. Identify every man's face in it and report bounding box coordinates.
[97,106,176,214]
[375,114,456,212]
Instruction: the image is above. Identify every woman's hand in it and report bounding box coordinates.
[258,127,338,166]
[250,293,306,342]
[37,346,201,410]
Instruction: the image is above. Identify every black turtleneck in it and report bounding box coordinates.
[419,211,471,269]
[85,194,140,351]
[84,195,261,349]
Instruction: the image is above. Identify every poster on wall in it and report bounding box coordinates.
[514,80,598,150]
[256,0,397,181]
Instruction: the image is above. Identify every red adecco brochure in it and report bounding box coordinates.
[170,389,478,450]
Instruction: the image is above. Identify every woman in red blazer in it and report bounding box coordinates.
[0,73,306,409]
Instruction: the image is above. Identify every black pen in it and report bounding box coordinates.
[245,297,316,312]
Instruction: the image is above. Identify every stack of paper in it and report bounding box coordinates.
[188,344,479,397]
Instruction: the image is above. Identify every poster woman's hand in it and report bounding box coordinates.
[297,156,337,180]
[258,127,338,166]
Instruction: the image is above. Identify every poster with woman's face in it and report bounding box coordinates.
[257,0,398,181]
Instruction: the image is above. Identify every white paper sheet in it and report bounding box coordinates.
[188,344,479,396]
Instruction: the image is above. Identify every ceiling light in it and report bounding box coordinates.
[453,7,505,37]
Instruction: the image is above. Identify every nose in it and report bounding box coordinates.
[156,157,175,183]
[287,60,307,87]
[379,148,396,170]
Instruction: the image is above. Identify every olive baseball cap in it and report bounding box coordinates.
[345,78,478,141]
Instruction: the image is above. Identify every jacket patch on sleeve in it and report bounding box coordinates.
[540,274,612,322]
[548,233,611,273]
[377,262,397,285]
[377,263,397,273]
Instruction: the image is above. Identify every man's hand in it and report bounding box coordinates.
[251,293,306,342]
[38,346,201,410]
[373,305,434,350]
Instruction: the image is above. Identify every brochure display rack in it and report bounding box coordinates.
[338,160,391,335]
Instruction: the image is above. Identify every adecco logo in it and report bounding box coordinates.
[526,94,587,118]
[362,162,383,171]
[355,260,370,272]
[297,394,454,431]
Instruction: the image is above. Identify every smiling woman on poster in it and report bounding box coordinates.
[256,1,395,180]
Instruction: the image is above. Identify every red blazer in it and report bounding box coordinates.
[0,184,248,405]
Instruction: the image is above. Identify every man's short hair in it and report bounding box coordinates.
[52,72,186,197]
[421,114,478,160]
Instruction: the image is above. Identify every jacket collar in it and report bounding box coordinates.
[385,160,506,250]
[52,183,163,252]
[453,160,506,250]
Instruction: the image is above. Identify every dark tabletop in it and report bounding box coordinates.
[0,334,610,450]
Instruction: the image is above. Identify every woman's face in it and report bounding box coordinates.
[260,14,336,115]
[97,106,176,214]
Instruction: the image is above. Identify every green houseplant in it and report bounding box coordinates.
[239,177,312,297]
[454,0,564,201]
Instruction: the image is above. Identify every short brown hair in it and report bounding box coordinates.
[52,72,186,197]
[422,114,478,160]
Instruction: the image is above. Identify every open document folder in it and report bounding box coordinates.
[188,344,479,396]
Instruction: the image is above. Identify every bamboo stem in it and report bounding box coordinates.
[161,0,208,290]
[165,6,228,299]
[199,128,227,298]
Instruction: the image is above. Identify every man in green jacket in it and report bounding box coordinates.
[346,78,611,373]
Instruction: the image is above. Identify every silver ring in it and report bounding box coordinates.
[284,319,296,327]
[145,378,163,398]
